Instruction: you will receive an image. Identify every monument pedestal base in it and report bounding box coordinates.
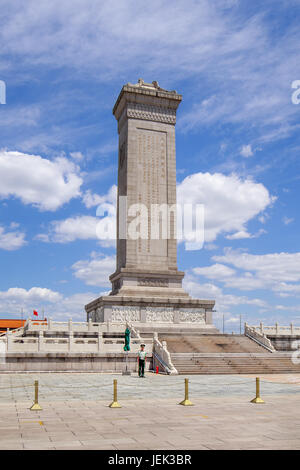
[85,293,216,333]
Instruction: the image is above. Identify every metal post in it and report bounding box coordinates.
[240,314,242,335]
[250,377,265,404]
[179,378,194,406]
[109,379,121,408]
[30,380,42,410]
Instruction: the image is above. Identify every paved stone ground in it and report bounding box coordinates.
[0,372,299,450]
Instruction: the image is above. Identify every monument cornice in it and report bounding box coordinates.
[113,79,182,122]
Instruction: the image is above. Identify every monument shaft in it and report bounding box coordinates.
[110,79,184,297]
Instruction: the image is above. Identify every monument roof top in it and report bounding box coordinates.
[113,79,182,117]
[128,78,177,93]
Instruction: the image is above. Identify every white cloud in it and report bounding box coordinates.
[226,230,252,240]
[36,184,117,245]
[183,273,268,316]
[177,172,275,243]
[72,252,115,287]
[240,145,253,158]
[38,211,116,247]
[226,228,266,240]
[70,151,84,161]
[214,249,300,284]
[192,249,300,297]
[82,185,117,209]
[282,216,294,225]
[0,287,62,314]
[0,286,96,321]
[46,216,100,243]
[0,151,82,211]
[193,263,236,279]
[0,225,26,250]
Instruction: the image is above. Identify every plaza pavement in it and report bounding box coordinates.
[0,372,299,450]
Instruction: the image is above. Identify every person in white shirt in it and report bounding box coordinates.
[137,344,147,377]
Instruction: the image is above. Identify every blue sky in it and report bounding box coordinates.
[0,0,300,332]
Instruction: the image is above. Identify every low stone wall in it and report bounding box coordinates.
[0,353,153,373]
[267,336,300,351]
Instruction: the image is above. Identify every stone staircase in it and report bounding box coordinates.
[171,353,300,374]
[159,334,300,374]
[159,334,267,354]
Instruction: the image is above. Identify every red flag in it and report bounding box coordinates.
[33,310,38,316]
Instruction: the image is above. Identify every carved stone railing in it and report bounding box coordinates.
[126,322,142,342]
[25,318,126,333]
[248,322,300,336]
[153,332,178,375]
[4,329,152,353]
[244,323,276,352]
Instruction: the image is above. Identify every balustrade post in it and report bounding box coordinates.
[98,332,103,352]
[6,330,12,352]
[48,318,52,330]
[38,331,44,352]
[260,322,263,334]
[275,322,279,334]
[68,318,73,332]
[69,332,73,352]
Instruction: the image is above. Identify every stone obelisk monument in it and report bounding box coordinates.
[85,79,215,332]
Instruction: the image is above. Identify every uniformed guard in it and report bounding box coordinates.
[137,343,146,377]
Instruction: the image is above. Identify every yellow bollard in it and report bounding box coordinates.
[250,377,265,404]
[109,379,122,408]
[179,378,194,406]
[30,380,42,411]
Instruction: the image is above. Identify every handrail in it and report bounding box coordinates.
[153,333,178,375]
[245,324,276,352]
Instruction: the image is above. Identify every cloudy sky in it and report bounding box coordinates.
[0,0,299,331]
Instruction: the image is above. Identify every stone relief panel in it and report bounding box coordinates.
[179,309,206,323]
[95,307,104,323]
[111,306,141,322]
[88,310,95,322]
[145,307,174,323]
